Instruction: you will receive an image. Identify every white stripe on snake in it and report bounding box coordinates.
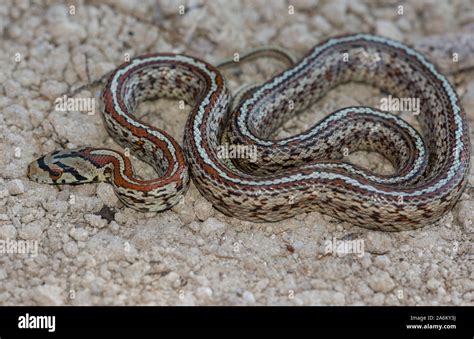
[27,34,470,231]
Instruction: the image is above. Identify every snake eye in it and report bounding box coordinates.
[49,168,63,180]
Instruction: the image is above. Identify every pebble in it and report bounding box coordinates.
[187,221,201,232]
[242,290,256,303]
[373,255,391,270]
[462,80,474,120]
[0,225,17,239]
[51,21,87,44]
[39,80,68,100]
[367,271,395,293]
[96,183,119,208]
[164,272,179,283]
[63,241,79,258]
[69,227,89,241]
[320,0,347,27]
[347,0,367,16]
[14,68,40,87]
[194,200,214,221]
[84,214,108,229]
[4,80,23,99]
[31,284,63,305]
[427,278,443,291]
[196,287,213,299]
[311,15,332,34]
[365,232,392,254]
[4,105,31,130]
[43,200,69,214]
[109,221,120,234]
[297,290,346,305]
[0,188,9,199]
[375,20,404,41]
[18,223,42,241]
[0,268,8,280]
[457,201,474,233]
[6,179,25,195]
[200,218,227,236]
[123,262,149,287]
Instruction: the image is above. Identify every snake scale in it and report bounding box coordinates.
[27,34,470,231]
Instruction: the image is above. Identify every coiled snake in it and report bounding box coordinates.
[27,34,470,231]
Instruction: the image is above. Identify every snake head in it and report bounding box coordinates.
[27,148,100,184]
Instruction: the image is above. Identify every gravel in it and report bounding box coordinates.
[0,0,472,306]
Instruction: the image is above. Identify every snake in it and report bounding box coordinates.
[27,34,470,231]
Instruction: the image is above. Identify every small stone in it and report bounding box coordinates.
[365,232,392,254]
[6,179,25,195]
[0,225,17,239]
[280,23,314,50]
[200,218,227,236]
[242,290,255,303]
[196,287,213,299]
[96,183,119,208]
[43,200,69,214]
[194,199,214,221]
[123,262,149,287]
[187,221,201,232]
[14,68,41,87]
[84,214,107,228]
[51,21,87,44]
[63,241,79,257]
[375,20,404,41]
[0,268,8,280]
[164,272,179,283]
[4,80,22,99]
[457,201,474,233]
[297,290,346,305]
[39,80,68,100]
[347,0,367,15]
[462,81,474,121]
[373,255,391,270]
[109,221,120,234]
[312,15,332,34]
[69,227,89,241]
[367,271,395,293]
[4,105,31,129]
[18,223,42,241]
[0,188,9,199]
[31,284,63,305]
[320,0,347,27]
[427,278,443,291]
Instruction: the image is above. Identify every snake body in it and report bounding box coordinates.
[27,34,470,231]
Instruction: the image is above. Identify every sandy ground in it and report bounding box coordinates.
[0,0,473,306]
